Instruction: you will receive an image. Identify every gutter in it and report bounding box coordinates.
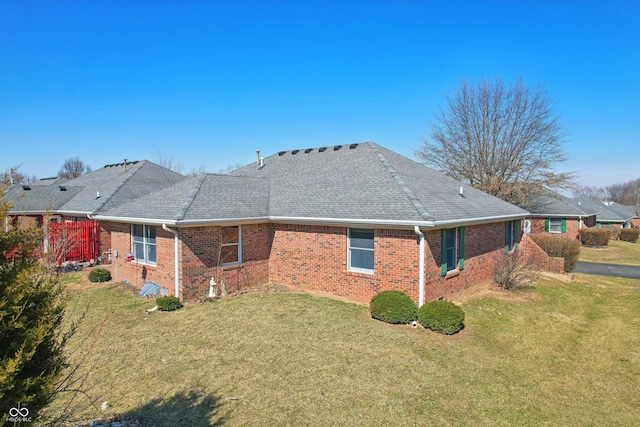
[414,226,425,307]
[432,213,528,228]
[162,224,181,298]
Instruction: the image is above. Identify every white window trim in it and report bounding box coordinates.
[549,218,562,234]
[221,225,242,266]
[445,228,458,273]
[507,221,516,252]
[348,228,374,274]
[132,224,156,266]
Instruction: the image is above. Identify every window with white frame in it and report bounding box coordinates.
[132,224,156,265]
[348,228,374,273]
[548,218,563,233]
[506,220,518,252]
[220,226,241,265]
[441,227,464,275]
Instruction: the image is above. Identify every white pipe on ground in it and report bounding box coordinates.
[414,226,425,307]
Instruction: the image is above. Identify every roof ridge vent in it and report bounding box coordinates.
[304,148,313,153]
[333,145,342,151]
[349,143,358,149]
[318,147,327,152]
[278,151,287,156]
[291,149,300,155]
[22,185,31,190]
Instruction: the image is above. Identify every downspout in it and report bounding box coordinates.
[414,226,425,307]
[162,224,180,298]
[579,216,583,229]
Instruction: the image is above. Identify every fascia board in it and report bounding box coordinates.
[433,213,529,228]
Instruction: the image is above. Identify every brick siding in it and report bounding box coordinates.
[110,223,270,300]
[529,217,589,240]
[108,220,567,305]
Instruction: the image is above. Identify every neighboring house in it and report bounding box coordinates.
[525,194,598,239]
[3,161,185,259]
[95,143,529,306]
[570,197,636,229]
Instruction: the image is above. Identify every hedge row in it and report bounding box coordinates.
[620,228,640,243]
[579,228,610,247]
[529,234,580,272]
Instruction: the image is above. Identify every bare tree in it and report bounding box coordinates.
[58,157,91,179]
[216,163,245,174]
[605,178,640,216]
[416,77,574,206]
[573,185,607,200]
[187,163,209,177]
[155,152,184,174]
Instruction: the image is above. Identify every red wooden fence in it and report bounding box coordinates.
[47,221,99,264]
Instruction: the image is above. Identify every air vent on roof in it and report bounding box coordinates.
[59,185,67,191]
[304,148,313,153]
[333,145,342,151]
[22,185,31,190]
[319,147,327,152]
[349,143,358,149]
[278,151,286,156]
[292,150,300,155]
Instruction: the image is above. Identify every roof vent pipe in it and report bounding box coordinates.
[256,150,261,166]
[96,191,100,199]
[123,158,127,172]
[259,157,264,168]
[459,186,464,196]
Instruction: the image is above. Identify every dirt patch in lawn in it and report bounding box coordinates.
[447,279,543,305]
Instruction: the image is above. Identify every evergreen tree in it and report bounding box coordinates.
[1,183,69,423]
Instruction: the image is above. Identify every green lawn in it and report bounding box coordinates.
[579,239,640,266]
[46,273,640,426]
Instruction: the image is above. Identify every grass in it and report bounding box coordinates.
[45,273,640,426]
[579,239,640,266]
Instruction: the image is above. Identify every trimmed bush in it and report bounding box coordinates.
[529,234,580,272]
[620,228,640,243]
[579,228,610,247]
[156,296,183,311]
[370,290,418,324]
[418,300,465,335]
[88,268,112,282]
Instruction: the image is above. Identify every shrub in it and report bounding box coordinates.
[418,300,465,335]
[529,234,580,272]
[620,228,640,243]
[88,268,111,282]
[608,226,622,240]
[156,296,183,311]
[493,249,537,290]
[370,290,418,324]
[579,228,610,247]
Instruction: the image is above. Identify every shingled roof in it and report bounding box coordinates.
[5,161,186,217]
[525,193,599,217]
[570,197,636,223]
[96,142,528,227]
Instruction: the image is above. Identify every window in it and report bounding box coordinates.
[348,228,374,273]
[546,218,565,233]
[220,226,241,265]
[505,220,519,252]
[441,227,464,276]
[132,224,156,265]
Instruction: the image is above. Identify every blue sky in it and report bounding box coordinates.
[1,0,638,187]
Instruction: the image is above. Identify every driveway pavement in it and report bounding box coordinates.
[574,261,640,280]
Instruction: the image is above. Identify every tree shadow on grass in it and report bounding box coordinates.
[115,389,227,427]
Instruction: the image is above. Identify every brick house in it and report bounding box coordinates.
[525,194,598,240]
[3,161,185,259]
[95,143,529,306]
